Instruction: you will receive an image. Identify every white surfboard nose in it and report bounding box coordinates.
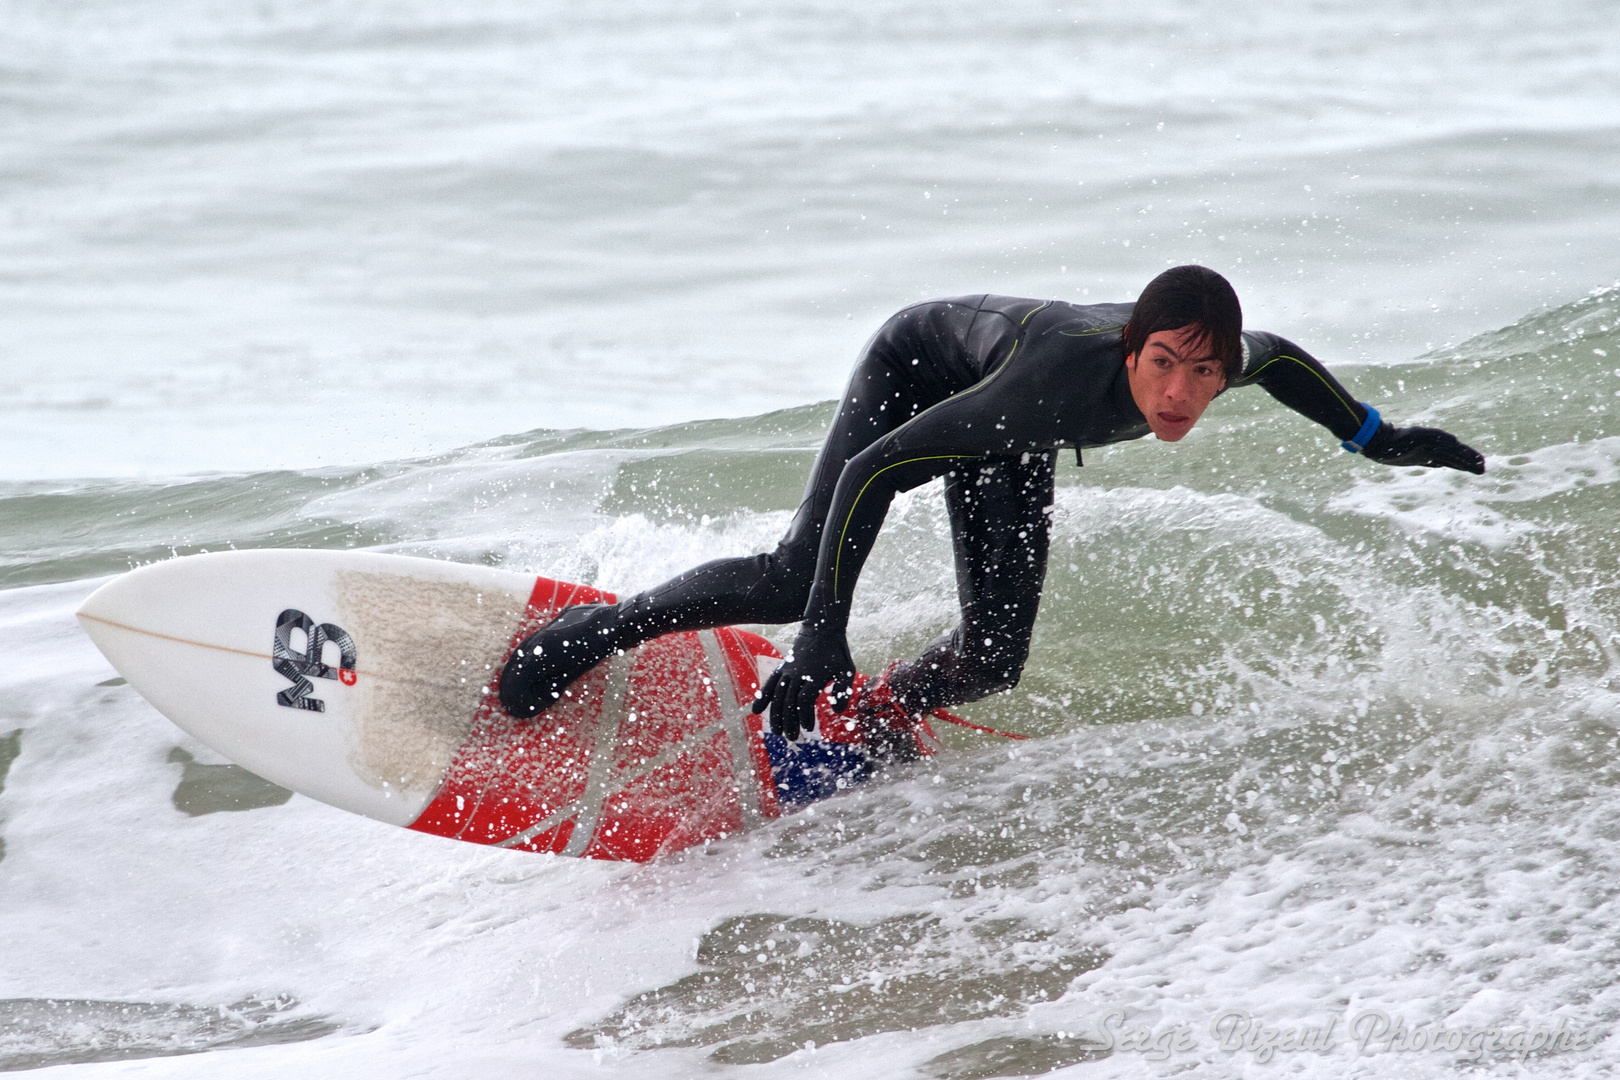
[77,576,132,665]
[77,556,187,645]
[73,550,453,827]
[77,570,131,627]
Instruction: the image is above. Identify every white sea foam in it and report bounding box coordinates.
[1328,437,1620,548]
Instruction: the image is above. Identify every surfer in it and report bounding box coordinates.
[499,265,1484,746]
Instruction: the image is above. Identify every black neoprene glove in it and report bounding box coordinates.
[750,624,855,741]
[1361,422,1485,474]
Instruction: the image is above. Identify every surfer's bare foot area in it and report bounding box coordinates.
[498,604,619,718]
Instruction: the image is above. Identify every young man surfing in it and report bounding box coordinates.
[499,266,1484,747]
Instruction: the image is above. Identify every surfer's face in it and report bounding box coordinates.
[1125,324,1227,442]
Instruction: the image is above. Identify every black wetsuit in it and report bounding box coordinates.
[499,294,1420,723]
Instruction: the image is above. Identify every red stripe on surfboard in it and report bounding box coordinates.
[745,710,780,819]
[714,627,783,820]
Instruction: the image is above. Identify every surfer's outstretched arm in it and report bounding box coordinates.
[1234,332,1485,474]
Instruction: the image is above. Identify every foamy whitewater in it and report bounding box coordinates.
[3,0,1619,1076]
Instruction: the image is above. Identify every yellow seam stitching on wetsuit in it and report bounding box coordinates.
[985,302,1046,371]
[1240,353,1363,426]
[1020,300,1052,325]
[832,454,970,601]
[1057,324,1126,338]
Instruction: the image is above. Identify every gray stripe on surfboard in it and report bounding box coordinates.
[492,799,583,850]
[494,634,756,852]
[560,651,632,857]
[700,630,761,824]
[493,653,633,854]
[593,712,726,799]
[493,713,734,850]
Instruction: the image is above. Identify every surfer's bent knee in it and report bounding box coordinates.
[955,631,1032,700]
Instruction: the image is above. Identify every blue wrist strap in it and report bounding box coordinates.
[1341,405,1381,454]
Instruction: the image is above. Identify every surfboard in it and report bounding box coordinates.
[76,550,933,861]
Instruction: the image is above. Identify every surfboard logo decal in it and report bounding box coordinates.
[272,608,358,712]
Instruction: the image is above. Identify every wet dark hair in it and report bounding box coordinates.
[1123,265,1243,380]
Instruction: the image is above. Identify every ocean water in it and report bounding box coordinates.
[3,0,1620,1076]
